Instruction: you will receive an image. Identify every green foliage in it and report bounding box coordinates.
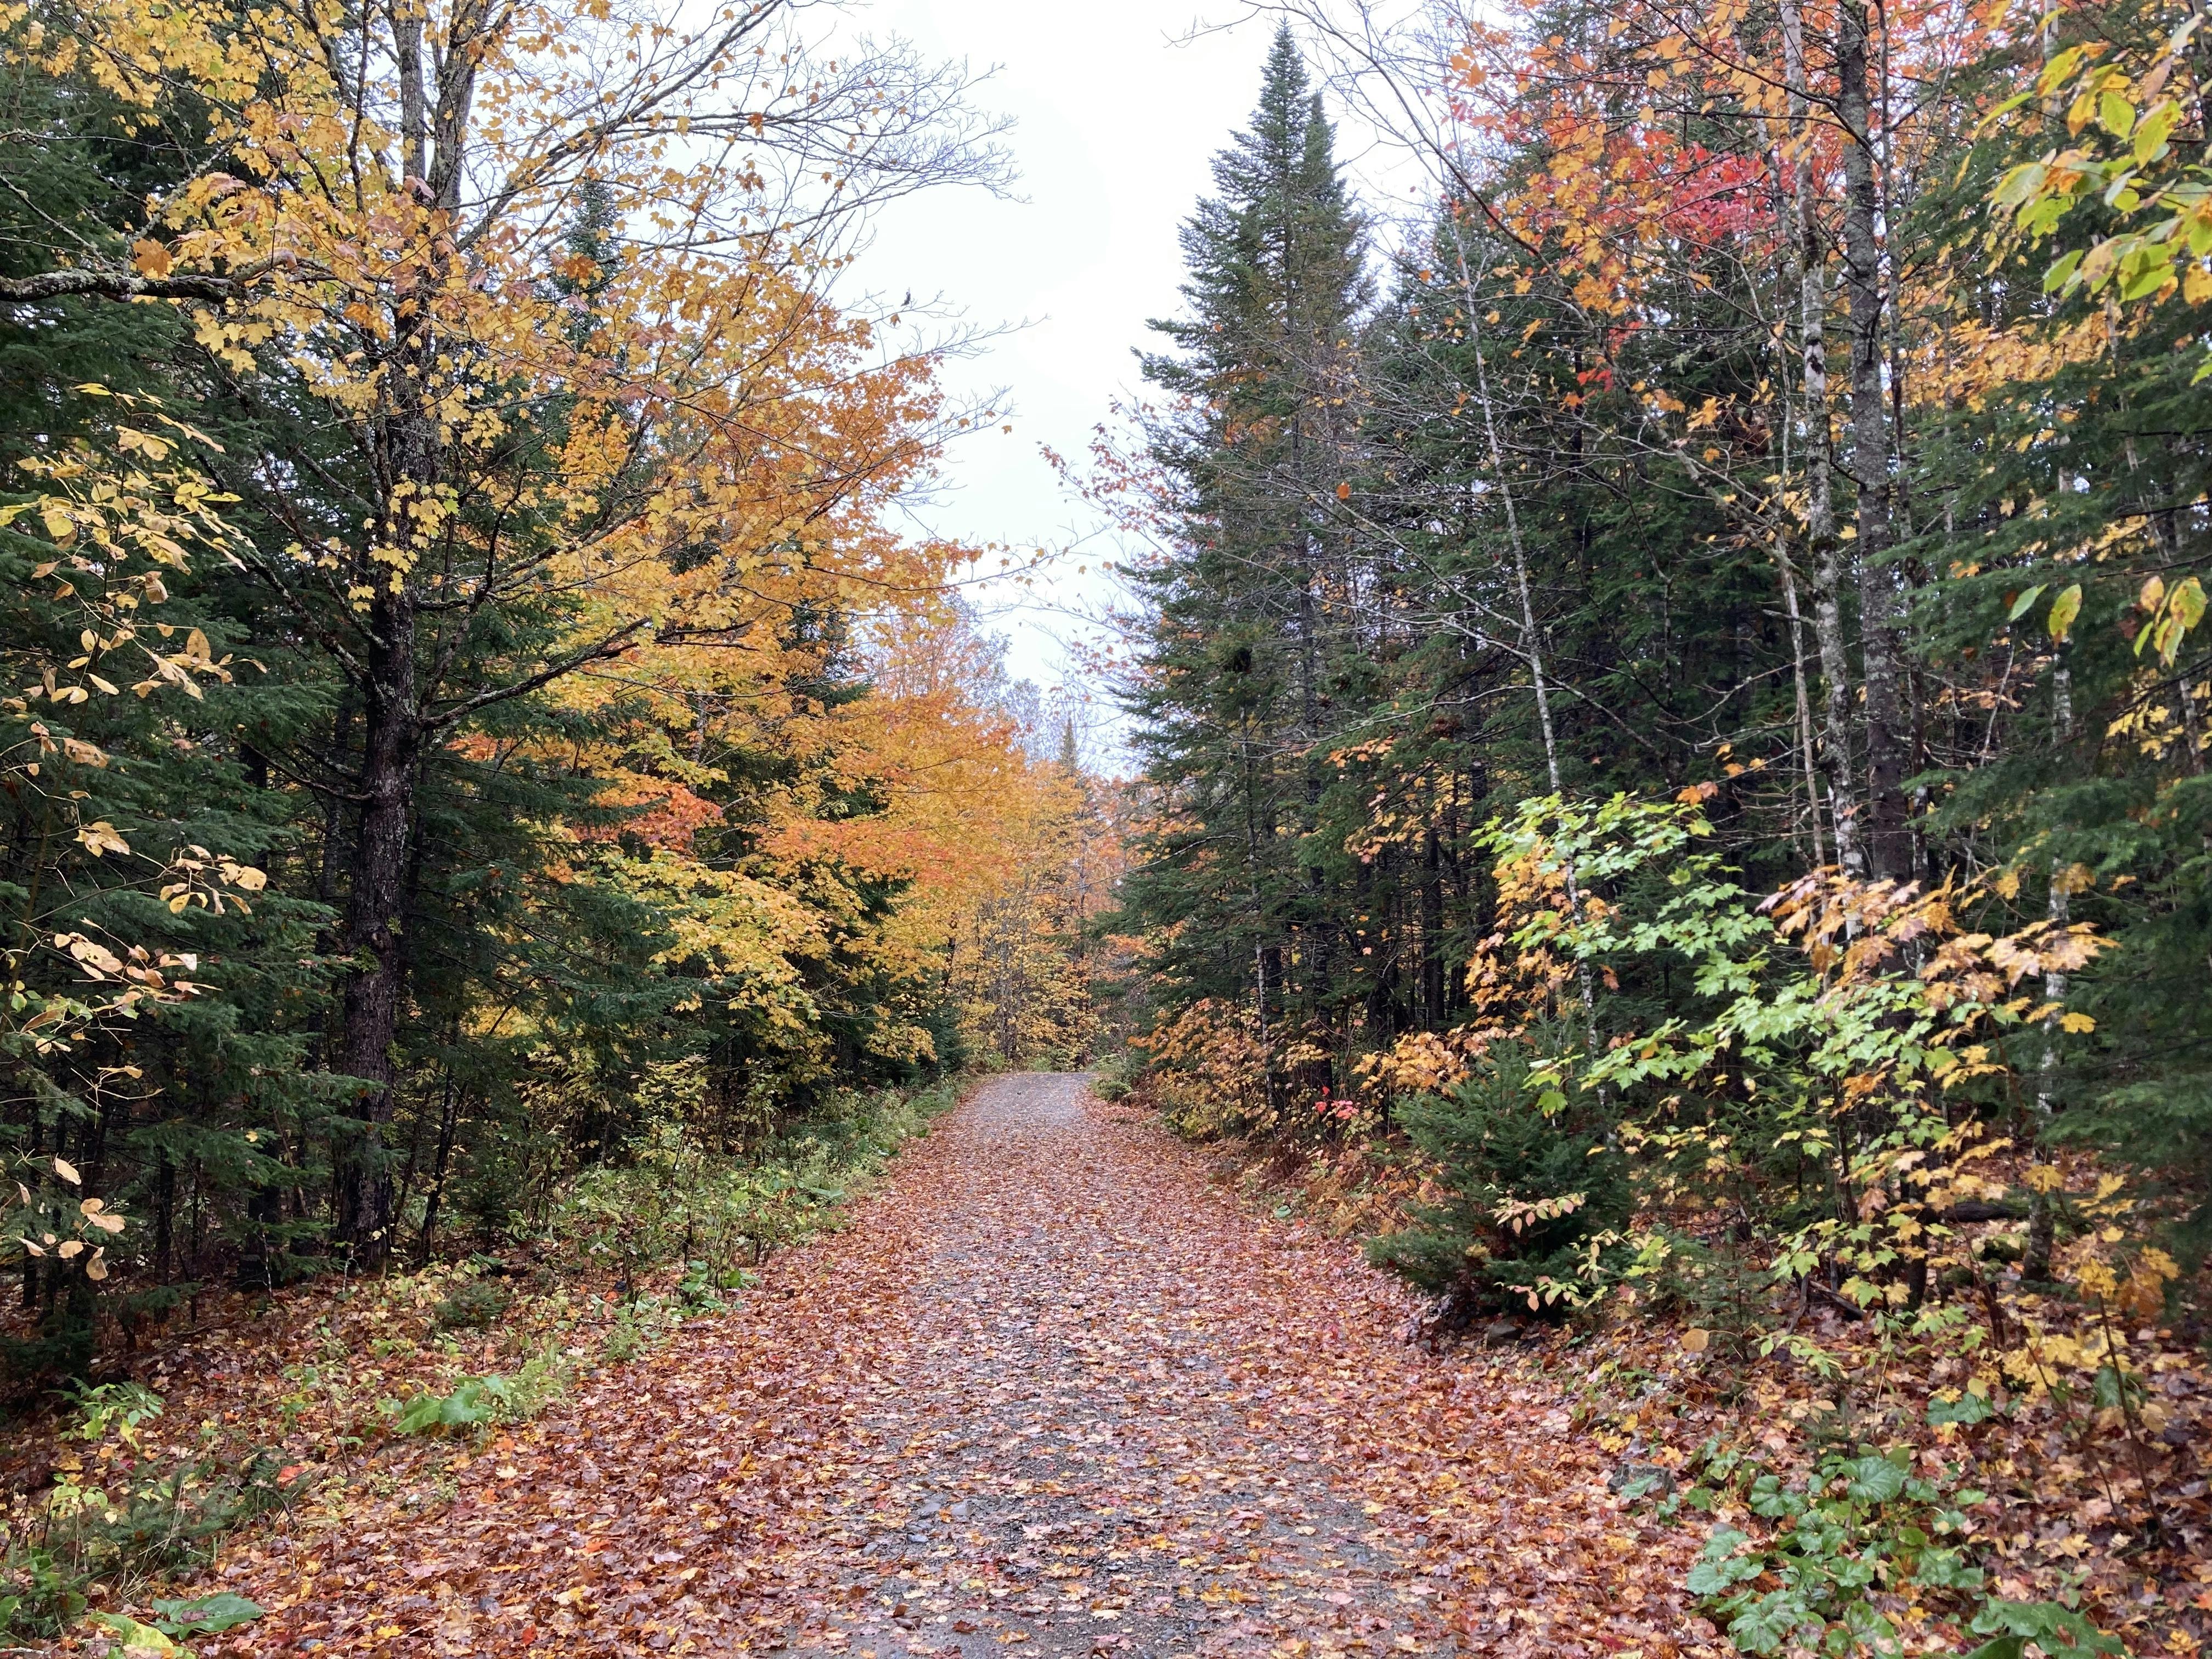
[89,1613,182,1655]
[1959,1600,2126,1659]
[431,1280,514,1332]
[1105,4,2212,1308]
[0,15,1008,1375]
[65,1381,164,1446]
[1677,1443,2115,1657]
[1365,1037,1629,1317]
[1353,793,2113,1342]
[1643,1234,1774,1368]
[1090,1051,1142,1103]
[0,1382,298,1641]
[390,1379,504,1436]
[149,1592,264,1638]
[387,1340,575,1437]
[1114,26,1379,1107]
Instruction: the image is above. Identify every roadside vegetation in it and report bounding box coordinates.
[1103,12,2212,1654]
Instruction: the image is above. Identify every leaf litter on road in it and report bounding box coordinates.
[199,1074,1691,1658]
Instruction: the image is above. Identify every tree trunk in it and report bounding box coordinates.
[2024,654,2074,1282]
[1784,0,1861,876]
[330,1,464,1266]
[1838,0,1910,881]
[1420,824,1446,1029]
[333,597,420,1263]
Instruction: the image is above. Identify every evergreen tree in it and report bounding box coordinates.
[1123,26,1372,1107]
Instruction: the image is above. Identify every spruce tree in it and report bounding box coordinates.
[1123,26,1371,1107]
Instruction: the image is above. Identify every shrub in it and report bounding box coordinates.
[1090,1050,1142,1103]
[388,1343,575,1438]
[391,1379,502,1436]
[431,1279,513,1330]
[1645,1232,1773,1367]
[551,1075,963,1286]
[1365,1037,1629,1321]
[0,1386,295,1642]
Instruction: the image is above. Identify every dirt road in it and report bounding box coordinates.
[235,1074,1694,1658]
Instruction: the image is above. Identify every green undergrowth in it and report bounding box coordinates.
[1650,1415,2123,1659]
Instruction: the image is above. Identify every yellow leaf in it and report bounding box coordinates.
[2059,1012,2096,1032]
[53,1156,81,1185]
[75,821,132,857]
[2049,583,2081,643]
[1681,1327,1711,1353]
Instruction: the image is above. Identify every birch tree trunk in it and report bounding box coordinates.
[1782,0,1863,876]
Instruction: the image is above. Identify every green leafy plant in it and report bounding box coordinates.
[65,1381,165,1447]
[553,1075,958,1289]
[1090,1051,1142,1103]
[1,1389,295,1646]
[390,1379,501,1435]
[1366,1034,1629,1321]
[675,1258,757,1310]
[1958,1600,2126,1659]
[90,1612,184,1655]
[90,1592,267,1654]
[1677,1440,2118,1657]
[149,1592,265,1637]
[389,1344,577,1437]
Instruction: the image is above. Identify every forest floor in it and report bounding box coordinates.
[170,1072,1695,1659]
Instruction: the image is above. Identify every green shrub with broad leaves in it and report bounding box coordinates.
[387,1342,572,1437]
[91,1592,265,1654]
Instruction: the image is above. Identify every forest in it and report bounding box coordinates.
[0,0,1124,1327]
[0,0,2208,1652]
[1093,0,2211,1651]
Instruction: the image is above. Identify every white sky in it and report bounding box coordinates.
[847,1,1282,697]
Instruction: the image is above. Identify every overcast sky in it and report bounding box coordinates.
[835,1,1448,748]
[843,2,1296,701]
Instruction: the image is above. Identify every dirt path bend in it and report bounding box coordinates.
[236,1075,1699,1659]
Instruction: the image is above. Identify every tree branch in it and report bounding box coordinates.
[0,268,234,304]
[419,619,652,733]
